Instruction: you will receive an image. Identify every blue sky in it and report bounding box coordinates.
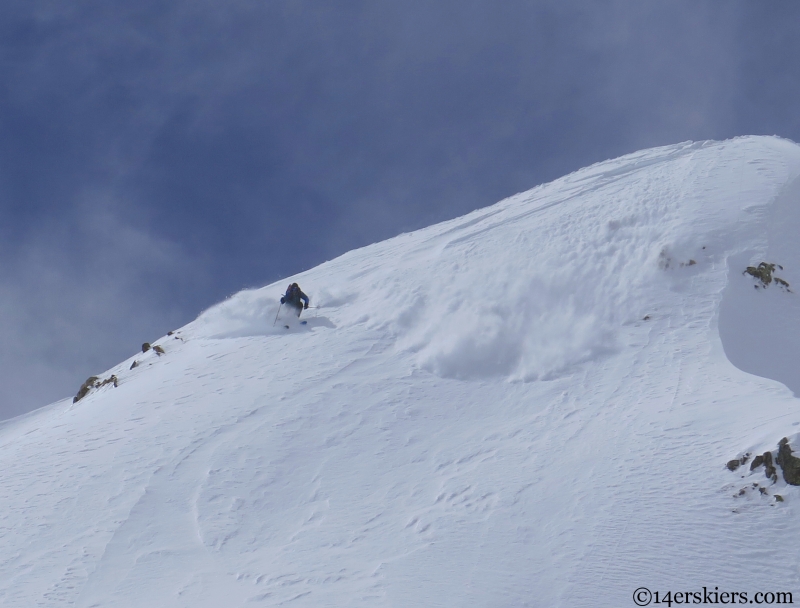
[1,1,799,417]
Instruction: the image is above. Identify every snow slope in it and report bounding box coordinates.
[3,136,800,607]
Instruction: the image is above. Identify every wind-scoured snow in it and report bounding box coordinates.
[3,136,800,606]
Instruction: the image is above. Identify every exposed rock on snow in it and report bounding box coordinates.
[72,374,118,403]
[726,453,749,471]
[763,450,778,482]
[776,437,800,485]
[744,261,792,291]
[72,375,99,403]
[735,437,800,486]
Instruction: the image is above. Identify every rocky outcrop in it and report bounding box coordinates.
[73,376,99,403]
[733,437,800,487]
[726,453,750,471]
[763,451,777,482]
[744,262,791,291]
[776,438,800,485]
[73,374,118,403]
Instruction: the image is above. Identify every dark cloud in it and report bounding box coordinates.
[1,1,798,416]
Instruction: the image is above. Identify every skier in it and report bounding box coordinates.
[280,283,310,317]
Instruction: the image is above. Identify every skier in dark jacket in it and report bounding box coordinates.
[281,283,310,317]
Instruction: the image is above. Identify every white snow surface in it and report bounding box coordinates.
[4,136,800,606]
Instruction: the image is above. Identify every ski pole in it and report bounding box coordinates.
[273,303,282,326]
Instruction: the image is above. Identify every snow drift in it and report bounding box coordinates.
[3,136,800,606]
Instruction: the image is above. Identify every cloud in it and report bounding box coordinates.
[0,191,202,418]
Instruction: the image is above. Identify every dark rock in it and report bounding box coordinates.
[142,342,151,353]
[153,345,165,356]
[167,331,174,336]
[750,454,765,470]
[744,262,776,287]
[130,360,138,370]
[73,376,99,403]
[759,486,768,495]
[776,437,800,486]
[775,494,784,502]
[726,459,741,472]
[72,374,118,403]
[98,375,118,388]
[740,453,750,466]
[643,315,651,321]
[775,277,792,292]
[763,451,777,481]
[744,262,790,290]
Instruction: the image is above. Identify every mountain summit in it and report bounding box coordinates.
[3,136,800,606]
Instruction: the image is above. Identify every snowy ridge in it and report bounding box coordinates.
[3,136,800,606]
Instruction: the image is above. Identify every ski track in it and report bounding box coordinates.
[2,137,800,606]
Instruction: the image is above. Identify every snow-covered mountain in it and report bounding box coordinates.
[3,136,800,607]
